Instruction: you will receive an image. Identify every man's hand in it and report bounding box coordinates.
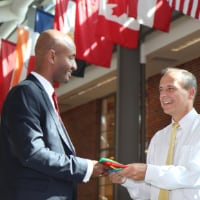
[91,160,109,177]
[109,172,127,184]
[117,163,147,181]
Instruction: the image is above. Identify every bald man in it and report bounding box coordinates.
[0,29,107,200]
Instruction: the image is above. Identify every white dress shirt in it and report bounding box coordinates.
[122,108,200,199]
[31,72,93,182]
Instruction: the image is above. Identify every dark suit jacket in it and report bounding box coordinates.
[0,74,89,200]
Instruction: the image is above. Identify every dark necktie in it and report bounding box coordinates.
[52,91,60,116]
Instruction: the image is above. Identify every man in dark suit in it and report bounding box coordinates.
[0,29,107,200]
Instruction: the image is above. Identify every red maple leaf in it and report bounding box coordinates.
[107,0,128,17]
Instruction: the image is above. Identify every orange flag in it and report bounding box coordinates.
[10,26,29,88]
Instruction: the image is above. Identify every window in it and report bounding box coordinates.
[99,95,116,200]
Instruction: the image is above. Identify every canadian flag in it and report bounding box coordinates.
[167,0,200,19]
[97,0,140,49]
[53,0,69,32]
[129,0,173,32]
[74,0,114,68]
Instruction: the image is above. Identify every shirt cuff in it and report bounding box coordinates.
[82,159,93,182]
[122,178,136,187]
[145,164,159,184]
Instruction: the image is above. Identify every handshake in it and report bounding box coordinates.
[92,157,146,183]
[92,157,127,178]
[99,157,127,172]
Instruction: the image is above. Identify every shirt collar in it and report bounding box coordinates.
[31,72,54,97]
[172,108,198,130]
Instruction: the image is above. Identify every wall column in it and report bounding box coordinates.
[115,45,145,199]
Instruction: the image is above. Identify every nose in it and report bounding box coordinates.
[72,59,78,71]
[159,89,166,99]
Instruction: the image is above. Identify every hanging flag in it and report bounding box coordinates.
[0,39,16,113]
[34,8,60,88]
[27,55,35,75]
[18,28,40,82]
[103,0,172,32]
[72,59,87,77]
[129,0,173,32]
[53,0,87,77]
[26,30,39,76]
[107,0,128,16]
[54,1,76,35]
[10,26,30,88]
[34,8,54,33]
[130,0,173,32]
[97,0,140,49]
[53,0,69,31]
[74,0,114,68]
[167,0,200,19]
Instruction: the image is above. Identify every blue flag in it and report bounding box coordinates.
[34,8,54,33]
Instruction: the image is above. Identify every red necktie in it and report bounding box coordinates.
[52,91,60,116]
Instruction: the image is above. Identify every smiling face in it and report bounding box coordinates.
[52,41,77,84]
[159,71,195,122]
[34,29,78,85]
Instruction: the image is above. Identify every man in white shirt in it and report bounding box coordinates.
[109,68,200,200]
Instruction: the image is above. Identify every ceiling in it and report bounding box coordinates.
[0,0,55,39]
[0,0,33,39]
[146,29,200,77]
[1,1,200,111]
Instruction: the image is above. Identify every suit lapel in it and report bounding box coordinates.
[60,122,76,154]
[42,89,76,155]
[27,74,76,155]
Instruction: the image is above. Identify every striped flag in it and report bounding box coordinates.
[19,28,39,81]
[167,0,200,19]
[10,26,30,88]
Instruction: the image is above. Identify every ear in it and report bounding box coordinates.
[189,87,195,99]
[47,49,55,64]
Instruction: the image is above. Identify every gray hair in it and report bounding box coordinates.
[161,67,197,99]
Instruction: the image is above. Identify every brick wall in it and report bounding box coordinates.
[146,56,200,143]
[61,100,101,200]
